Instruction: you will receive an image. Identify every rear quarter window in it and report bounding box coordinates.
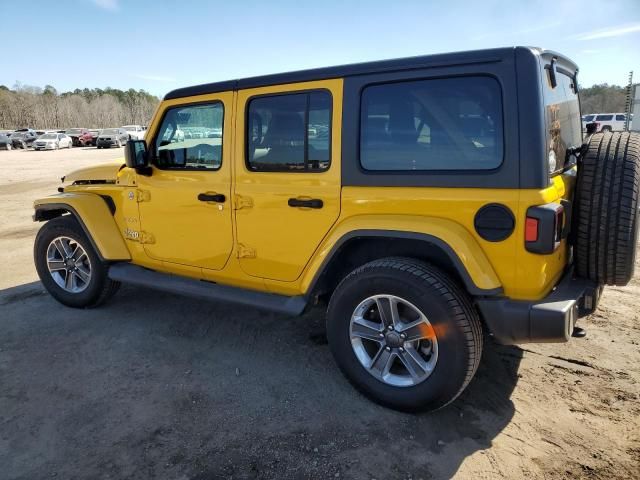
[359,76,503,171]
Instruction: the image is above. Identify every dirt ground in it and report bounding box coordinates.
[0,147,639,480]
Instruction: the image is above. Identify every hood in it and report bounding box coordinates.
[63,160,125,184]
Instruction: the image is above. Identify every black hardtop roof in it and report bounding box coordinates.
[164,46,578,100]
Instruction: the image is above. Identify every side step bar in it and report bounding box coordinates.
[108,263,307,316]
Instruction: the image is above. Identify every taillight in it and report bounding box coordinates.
[525,217,539,242]
[525,203,565,254]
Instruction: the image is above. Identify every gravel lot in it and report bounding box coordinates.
[1,147,639,480]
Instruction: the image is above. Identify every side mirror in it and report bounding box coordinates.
[125,139,152,175]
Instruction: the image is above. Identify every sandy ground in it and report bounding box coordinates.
[0,147,638,480]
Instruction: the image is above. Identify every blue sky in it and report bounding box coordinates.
[1,0,639,97]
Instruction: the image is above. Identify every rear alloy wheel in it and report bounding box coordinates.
[34,216,120,308]
[327,257,482,412]
[575,132,640,285]
[5,143,11,151]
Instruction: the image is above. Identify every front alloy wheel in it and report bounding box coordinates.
[46,236,92,293]
[34,216,120,308]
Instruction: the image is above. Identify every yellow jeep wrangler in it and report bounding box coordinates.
[33,47,639,411]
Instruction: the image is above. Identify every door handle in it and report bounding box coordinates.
[198,193,226,203]
[288,198,323,209]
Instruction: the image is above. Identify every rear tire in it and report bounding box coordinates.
[326,257,482,412]
[34,216,120,308]
[575,132,640,285]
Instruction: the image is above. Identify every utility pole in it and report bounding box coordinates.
[624,71,633,131]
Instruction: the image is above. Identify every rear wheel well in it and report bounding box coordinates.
[311,237,475,303]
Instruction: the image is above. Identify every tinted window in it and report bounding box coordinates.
[616,114,626,121]
[543,71,581,173]
[154,103,224,170]
[247,91,331,172]
[583,115,595,122]
[359,76,503,171]
[595,114,613,121]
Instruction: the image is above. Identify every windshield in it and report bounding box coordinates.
[12,132,25,138]
[123,126,136,131]
[40,134,57,139]
[66,128,82,134]
[101,129,119,135]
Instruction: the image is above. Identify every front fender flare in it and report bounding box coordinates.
[33,193,131,261]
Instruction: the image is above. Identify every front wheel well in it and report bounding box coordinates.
[33,207,71,222]
[310,235,488,303]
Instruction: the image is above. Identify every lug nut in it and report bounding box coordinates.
[399,347,405,352]
[385,346,391,351]
[400,333,406,339]
[379,333,384,338]
[388,325,394,331]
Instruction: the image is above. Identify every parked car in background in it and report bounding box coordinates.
[33,133,73,150]
[88,129,100,146]
[11,130,38,149]
[584,113,633,132]
[0,134,12,150]
[121,125,145,140]
[76,130,95,146]
[65,128,90,146]
[96,128,128,148]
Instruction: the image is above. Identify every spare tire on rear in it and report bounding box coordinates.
[575,131,640,285]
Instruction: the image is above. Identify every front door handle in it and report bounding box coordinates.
[198,193,226,203]
[288,198,323,209]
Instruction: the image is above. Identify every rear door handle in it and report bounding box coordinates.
[288,198,323,209]
[198,193,226,203]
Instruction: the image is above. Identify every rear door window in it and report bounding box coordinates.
[596,114,613,121]
[359,76,503,171]
[246,91,331,172]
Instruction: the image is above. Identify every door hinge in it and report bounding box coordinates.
[236,243,256,258]
[136,189,151,202]
[234,194,253,210]
[138,231,156,244]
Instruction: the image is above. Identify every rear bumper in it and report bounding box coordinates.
[476,268,601,345]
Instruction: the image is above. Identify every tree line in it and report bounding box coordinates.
[0,82,630,131]
[579,84,629,115]
[0,84,160,130]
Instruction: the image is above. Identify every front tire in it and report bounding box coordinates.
[34,216,120,308]
[327,257,482,412]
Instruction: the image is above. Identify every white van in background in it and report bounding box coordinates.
[582,113,632,132]
[121,125,146,140]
